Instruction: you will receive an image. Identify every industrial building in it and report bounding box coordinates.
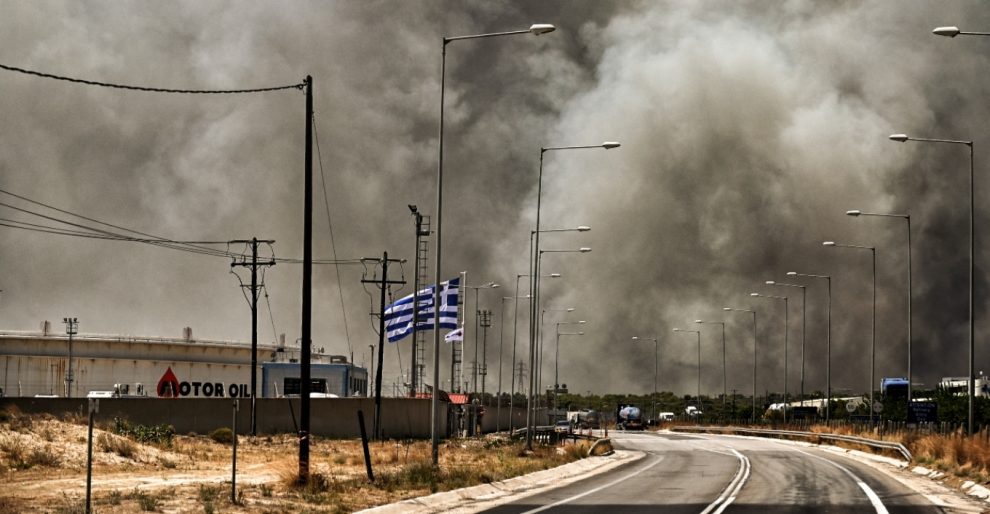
[0,322,368,399]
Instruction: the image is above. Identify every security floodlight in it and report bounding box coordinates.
[889,134,909,142]
[579,247,592,252]
[577,226,591,231]
[602,142,621,149]
[823,241,836,246]
[549,273,562,278]
[786,271,797,276]
[408,204,418,214]
[846,210,861,216]
[529,24,556,35]
[933,26,961,37]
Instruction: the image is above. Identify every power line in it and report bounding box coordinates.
[313,111,354,357]
[0,63,304,94]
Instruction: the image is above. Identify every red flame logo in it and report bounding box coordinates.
[157,367,180,398]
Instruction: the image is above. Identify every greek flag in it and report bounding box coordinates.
[384,277,459,343]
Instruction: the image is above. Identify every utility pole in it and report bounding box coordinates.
[63,317,78,398]
[230,238,276,435]
[361,252,406,439]
[299,74,313,485]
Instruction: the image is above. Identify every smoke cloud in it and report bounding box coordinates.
[1,1,988,397]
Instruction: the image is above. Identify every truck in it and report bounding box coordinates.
[567,409,601,429]
[616,404,645,430]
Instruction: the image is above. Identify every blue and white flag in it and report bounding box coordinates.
[384,277,459,343]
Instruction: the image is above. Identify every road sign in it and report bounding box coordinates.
[845,401,857,413]
[908,402,938,423]
[872,401,883,414]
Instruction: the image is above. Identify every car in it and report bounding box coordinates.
[554,419,573,433]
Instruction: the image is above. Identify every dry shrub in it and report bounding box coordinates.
[98,433,137,459]
[26,446,61,468]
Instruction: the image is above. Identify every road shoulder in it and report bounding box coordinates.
[357,449,645,514]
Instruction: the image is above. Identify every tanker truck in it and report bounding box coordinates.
[616,404,645,430]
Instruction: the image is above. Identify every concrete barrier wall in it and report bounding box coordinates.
[478,406,543,433]
[1,397,448,439]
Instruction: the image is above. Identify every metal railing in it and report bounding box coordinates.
[672,425,912,461]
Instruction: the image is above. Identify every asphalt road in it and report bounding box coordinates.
[481,431,979,514]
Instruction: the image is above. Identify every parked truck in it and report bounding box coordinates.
[616,404,645,430]
[567,409,601,429]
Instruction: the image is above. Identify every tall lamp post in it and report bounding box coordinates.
[632,336,660,421]
[766,281,806,405]
[750,293,789,422]
[847,210,913,405]
[432,23,555,464]
[672,328,702,412]
[823,240,877,425]
[498,294,531,432]
[553,325,585,421]
[889,133,974,434]
[528,141,619,451]
[533,304,576,434]
[724,307,758,421]
[464,281,499,394]
[694,320,726,411]
[511,273,557,431]
[527,247,588,449]
[787,272,832,423]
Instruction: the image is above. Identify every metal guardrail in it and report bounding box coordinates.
[672,425,912,462]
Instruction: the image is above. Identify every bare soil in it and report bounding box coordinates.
[0,409,585,513]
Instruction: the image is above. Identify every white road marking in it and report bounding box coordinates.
[516,455,664,514]
[794,448,889,514]
[701,448,751,514]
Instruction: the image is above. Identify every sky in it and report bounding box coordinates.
[2,0,990,399]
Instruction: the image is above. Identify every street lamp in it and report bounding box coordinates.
[464,281,500,394]
[694,320,727,411]
[554,323,585,421]
[724,307,758,421]
[750,293,789,422]
[432,22,555,465]
[631,336,660,422]
[528,141,618,451]
[847,209,913,405]
[889,133,974,434]
[933,26,990,37]
[510,273,557,432]
[766,281,807,406]
[823,240,877,424]
[498,294,531,433]
[787,271,832,423]
[535,304,577,424]
[527,244,590,450]
[672,328,702,412]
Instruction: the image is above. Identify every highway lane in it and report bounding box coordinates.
[481,431,978,513]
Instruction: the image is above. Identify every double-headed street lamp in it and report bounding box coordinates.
[536,304,579,416]
[672,328,702,412]
[694,321,726,410]
[787,271,832,423]
[889,133,975,434]
[724,307,758,420]
[750,293,788,422]
[432,22,556,465]
[823,240,877,424]
[511,272,557,430]
[847,210,913,404]
[766,281,806,405]
[631,336,660,421]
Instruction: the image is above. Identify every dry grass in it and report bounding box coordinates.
[0,413,590,513]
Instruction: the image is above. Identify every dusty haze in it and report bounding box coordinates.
[1,0,988,398]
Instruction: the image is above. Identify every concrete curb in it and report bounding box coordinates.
[357,449,644,514]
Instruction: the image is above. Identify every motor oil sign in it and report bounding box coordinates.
[156,366,249,398]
